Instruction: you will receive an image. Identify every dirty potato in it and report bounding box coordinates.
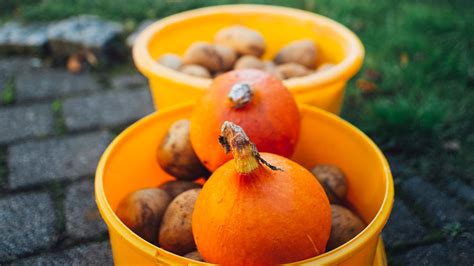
[183,42,221,72]
[157,119,208,180]
[215,25,266,57]
[327,204,366,250]
[277,63,312,79]
[159,189,201,255]
[115,188,171,244]
[311,164,347,204]
[179,64,211,78]
[184,250,204,262]
[263,60,283,80]
[273,39,317,68]
[215,45,238,71]
[234,55,265,70]
[158,53,183,70]
[158,180,202,199]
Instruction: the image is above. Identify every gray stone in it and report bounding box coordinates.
[126,20,154,47]
[48,15,124,60]
[15,69,101,101]
[0,57,44,76]
[65,179,108,239]
[63,89,154,131]
[111,74,147,89]
[444,179,474,206]
[0,103,54,144]
[400,177,472,226]
[392,237,474,266]
[0,22,49,55]
[0,192,57,260]
[8,131,113,188]
[12,241,113,266]
[382,198,427,246]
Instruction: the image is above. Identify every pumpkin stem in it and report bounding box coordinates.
[219,121,282,174]
[228,83,253,108]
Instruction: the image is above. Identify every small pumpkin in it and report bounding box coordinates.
[190,69,300,171]
[192,122,331,265]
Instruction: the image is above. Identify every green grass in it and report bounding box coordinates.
[2,1,473,185]
[1,76,15,105]
[51,99,67,135]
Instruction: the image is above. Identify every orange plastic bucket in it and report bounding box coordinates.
[95,102,393,265]
[133,5,364,114]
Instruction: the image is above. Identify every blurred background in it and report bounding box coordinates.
[0,1,472,265]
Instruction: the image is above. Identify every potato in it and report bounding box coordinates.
[183,42,221,72]
[263,60,283,80]
[184,250,204,262]
[214,45,238,71]
[273,39,317,68]
[158,53,183,70]
[234,55,265,70]
[159,189,201,255]
[277,63,312,79]
[215,25,266,57]
[311,164,347,204]
[317,63,335,72]
[159,180,202,199]
[157,119,208,180]
[180,64,211,78]
[327,204,365,250]
[115,188,171,244]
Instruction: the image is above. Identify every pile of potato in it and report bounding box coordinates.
[157,25,334,80]
[115,119,366,262]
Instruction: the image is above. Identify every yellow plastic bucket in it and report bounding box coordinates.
[133,5,364,114]
[95,102,393,265]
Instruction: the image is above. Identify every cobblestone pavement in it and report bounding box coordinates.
[0,57,472,265]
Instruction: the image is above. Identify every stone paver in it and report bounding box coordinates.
[15,69,101,101]
[400,177,472,227]
[48,15,123,61]
[0,22,49,54]
[0,57,43,76]
[0,192,57,260]
[63,89,153,131]
[65,179,107,239]
[392,237,474,266]
[382,198,427,246]
[8,131,113,188]
[0,103,54,144]
[12,241,113,266]
[444,179,474,206]
[111,73,147,89]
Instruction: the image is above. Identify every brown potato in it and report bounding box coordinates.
[159,180,202,199]
[157,119,208,180]
[115,188,171,244]
[263,60,283,80]
[184,250,204,262]
[183,42,221,72]
[277,63,312,79]
[273,39,317,68]
[234,55,265,70]
[311,164,347,204]
[179,64,211,78]
[159,189,201,255]
[158,53,183,70]
[327,204,365,250]
[317,63,335,72]
[214,25,266,57]
[214,45,238,71]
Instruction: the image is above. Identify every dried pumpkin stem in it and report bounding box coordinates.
[228,83,253,108]
[218,121,282,174]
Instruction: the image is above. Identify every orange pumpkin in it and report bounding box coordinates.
[192,122,331,265]
[190,69,300,172]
